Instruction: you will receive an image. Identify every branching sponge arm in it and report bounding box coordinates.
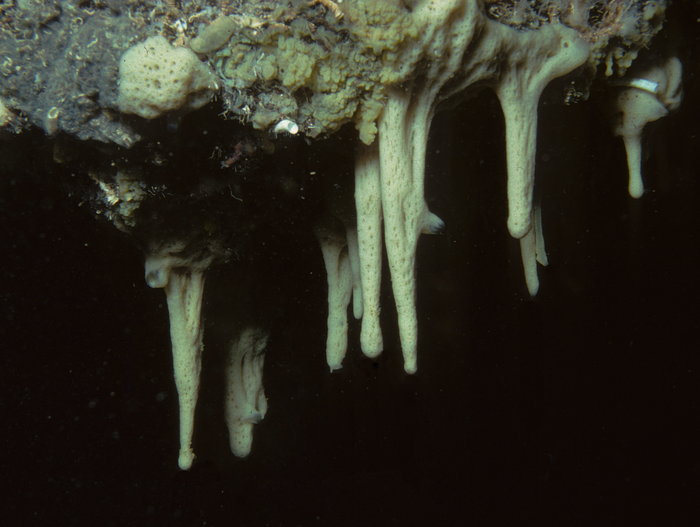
[354,141,384,359]
[361,0,480,374]
[345,226,364,321]
[494,24,591,240]
[613,56,683,198]
[225,328,268,458]
[164,269,206,471]
[490,23,590,295]
[315,220,354,371]
[144,243,213,470]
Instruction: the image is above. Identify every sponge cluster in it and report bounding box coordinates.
[117,36,217,119]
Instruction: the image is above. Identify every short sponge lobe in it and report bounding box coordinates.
[117,35,216,119]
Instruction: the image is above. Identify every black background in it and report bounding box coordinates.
[2,4,699,526]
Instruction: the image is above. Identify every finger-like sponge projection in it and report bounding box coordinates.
[225,328,269,458]
[144,242,213,470]
[613,56,683,198]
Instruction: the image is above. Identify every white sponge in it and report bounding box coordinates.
[117,35,217,119]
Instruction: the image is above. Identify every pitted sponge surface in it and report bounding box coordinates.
[117,36,216,119]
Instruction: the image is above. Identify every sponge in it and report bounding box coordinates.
[117,35,217,119]
[613,57,683,198]
[0,98,12,127]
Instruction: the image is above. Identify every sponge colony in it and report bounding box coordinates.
[117,35,217,119]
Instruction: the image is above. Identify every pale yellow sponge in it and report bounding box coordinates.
[0,98,11,127]
[117,36,217,119]
[225,328,268,459]
[613,57,683,198]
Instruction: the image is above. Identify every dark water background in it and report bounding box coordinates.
[2,8,699,527]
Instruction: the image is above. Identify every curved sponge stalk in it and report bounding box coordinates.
[613,56,683,198]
